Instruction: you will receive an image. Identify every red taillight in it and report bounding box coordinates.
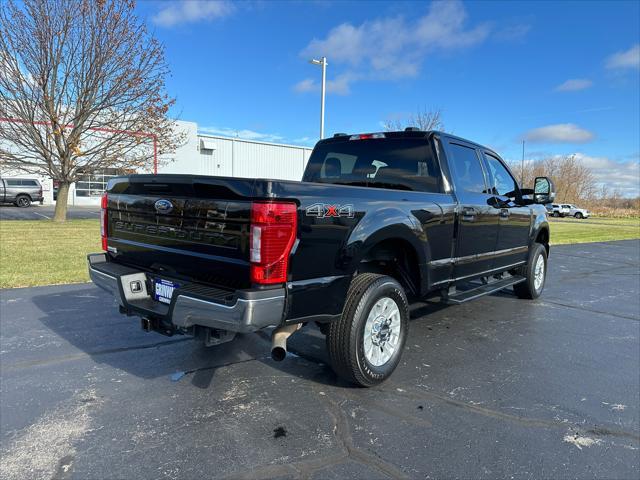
[100,193,108,251]
[250,202,297,285]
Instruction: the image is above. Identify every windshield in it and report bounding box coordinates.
[302,138,442,193]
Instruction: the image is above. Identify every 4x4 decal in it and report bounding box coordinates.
[305,203,355,218]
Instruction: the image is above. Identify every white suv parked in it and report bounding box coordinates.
[547,204,570,217]
[562,204,590,219]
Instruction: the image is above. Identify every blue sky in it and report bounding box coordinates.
[138,0,640,195]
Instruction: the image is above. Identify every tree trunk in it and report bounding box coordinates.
[53,182,70,222]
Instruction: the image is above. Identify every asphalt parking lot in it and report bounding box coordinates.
[0,205,100,220]
[1,240,638,479]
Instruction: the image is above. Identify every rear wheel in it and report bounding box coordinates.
[513,243,547,299]
[15,195,31,208]
[575,212,583,219]
[553,212,559,217]
[327,273,409,387]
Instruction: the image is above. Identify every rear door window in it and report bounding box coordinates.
[446,143,487,193]
[303,137,442,192]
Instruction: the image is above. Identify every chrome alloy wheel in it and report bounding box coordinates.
[363,296,401,367]
[533,253,545,291]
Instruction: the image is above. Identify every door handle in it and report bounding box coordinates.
[461,207,476,222]
[499,208,510,219]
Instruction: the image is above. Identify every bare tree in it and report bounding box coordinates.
[509,154,596,203]
[509,160,546,190]
[383,107,444,132]
[553,154,597,203]
[0,0,183,221]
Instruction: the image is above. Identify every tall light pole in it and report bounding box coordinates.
[309,57,327,139]
[521,140,525,186]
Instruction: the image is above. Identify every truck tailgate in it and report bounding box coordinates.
[106,175,255,290]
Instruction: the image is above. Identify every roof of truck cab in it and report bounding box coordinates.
[318,130,502,159]
[431,131,503,158]
[318,130,431,144]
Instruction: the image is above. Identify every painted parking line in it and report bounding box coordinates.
[31,211,51,219]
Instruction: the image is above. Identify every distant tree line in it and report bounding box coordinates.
[509,155,639,217]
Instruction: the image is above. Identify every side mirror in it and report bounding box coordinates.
[533,177,555,204]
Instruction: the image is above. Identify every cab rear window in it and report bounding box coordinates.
[303,138,442,192]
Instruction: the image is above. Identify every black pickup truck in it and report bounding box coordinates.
[88,130,555,386]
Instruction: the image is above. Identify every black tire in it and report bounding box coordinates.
[15,195,31,208]
[553,212,559,217]
[575,212,583,219]
[513,243,547,299]
[327,273,409,387]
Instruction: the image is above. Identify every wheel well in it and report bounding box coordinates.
[358,239,421,297]
[16,193,32,200]
[536,228,549,254]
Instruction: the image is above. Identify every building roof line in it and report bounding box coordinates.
[197,132,314,151]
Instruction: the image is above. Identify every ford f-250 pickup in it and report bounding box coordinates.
[88,129,555,386]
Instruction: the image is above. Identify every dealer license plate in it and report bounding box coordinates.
[154,278,180,304]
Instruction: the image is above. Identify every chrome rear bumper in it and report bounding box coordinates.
[87,253,285,333]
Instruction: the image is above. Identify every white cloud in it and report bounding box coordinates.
[293,73,357,95]
[199,126,284,143]
[524,124,595,144]
[605,44,640,70]
[554,78,593,92]
[295,0,489,93]
[326,74,356,95]
[152,1,234,27]
[413,1,490,49]
[571,153,639,197]
[293,78,316,93]
[292,136,315,146]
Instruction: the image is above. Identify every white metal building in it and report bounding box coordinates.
[161,121,313,181]
[1,120,314,206]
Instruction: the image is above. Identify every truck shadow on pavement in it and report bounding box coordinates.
[31,286,450,390]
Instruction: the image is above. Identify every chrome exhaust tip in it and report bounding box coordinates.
[271,346,287,362]
[270,324,301,361]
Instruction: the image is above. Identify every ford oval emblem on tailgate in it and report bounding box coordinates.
[154,199,173,214]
